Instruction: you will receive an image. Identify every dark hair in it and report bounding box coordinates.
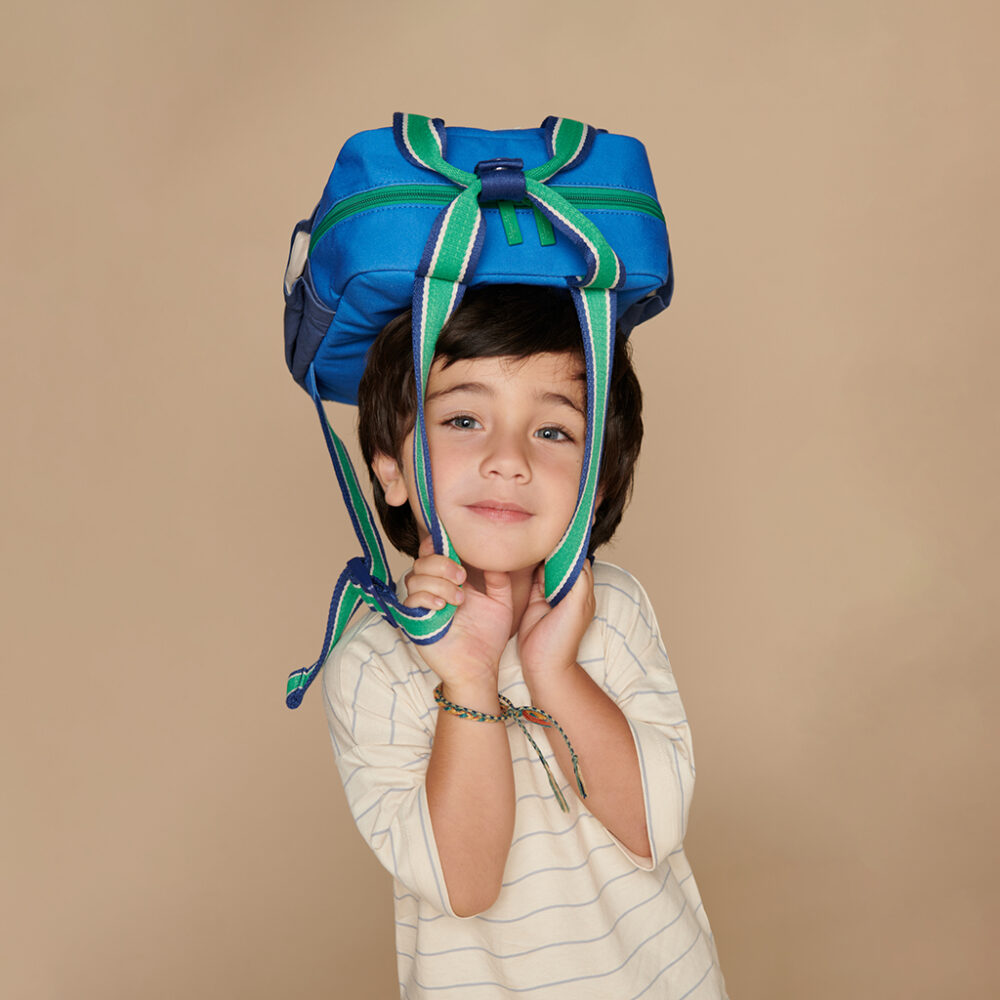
[357,284,643,558]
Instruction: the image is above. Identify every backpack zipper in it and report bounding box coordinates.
[309,184,664,253]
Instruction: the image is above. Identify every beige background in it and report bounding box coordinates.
[2,1,997,997]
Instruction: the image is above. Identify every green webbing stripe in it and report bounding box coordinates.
[324,409,457,640]
[525,118,589,183]
[400,114,616,606]
[315,580,367,681]
[543,288,613,599]
[425,186,482,283]
[525,177,622,290]
[398,114,480,565]
[402,113,589,189]
[413,274,464,547]
[286,575,364,702]
[328,425,390,584]
[400,115,475,187]
[525,139,620,595]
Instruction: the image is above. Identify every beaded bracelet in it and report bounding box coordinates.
[433,682,587,813]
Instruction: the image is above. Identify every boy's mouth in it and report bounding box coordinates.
[465,501,532,523]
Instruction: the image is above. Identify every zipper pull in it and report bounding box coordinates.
[533,207,556,247]
[497,201,523,246]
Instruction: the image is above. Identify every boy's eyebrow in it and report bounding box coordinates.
[538,390,585,416]
[426,382,585,416]
[424,382,490,405]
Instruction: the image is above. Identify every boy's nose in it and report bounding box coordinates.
[480,432,531,481]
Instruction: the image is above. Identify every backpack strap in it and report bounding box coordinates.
[286,114,623,707]
[285,360,461,708]
[399,113,624,604]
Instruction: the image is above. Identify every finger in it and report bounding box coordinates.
[571,561,597,612]
[415,533,467,578]
[402,573,465,608]
[411,554,466,585]
[403,590,454,611]
[573,559,594,589]
[403,584,463,610]
[405,571,465,599]
[527,564,547,605]
[573,562,595,599]
[481,570,513,609]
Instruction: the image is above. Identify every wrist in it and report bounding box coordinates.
[522,659,579,700]
[439,679,502,716]
[518,636,585,685]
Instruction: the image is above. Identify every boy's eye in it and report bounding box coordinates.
[445,415,481,430]
[536,425,573,442]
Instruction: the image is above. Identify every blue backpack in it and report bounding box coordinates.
[282,114,673,712]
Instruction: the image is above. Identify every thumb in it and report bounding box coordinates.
[481,570,513,608]
[523,564,546,609]
[531,563,547,599]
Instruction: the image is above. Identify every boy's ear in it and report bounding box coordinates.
[372,453,409,507]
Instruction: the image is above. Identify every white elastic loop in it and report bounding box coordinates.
[284,229,311,295]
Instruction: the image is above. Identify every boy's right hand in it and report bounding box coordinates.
[403,536,512,710]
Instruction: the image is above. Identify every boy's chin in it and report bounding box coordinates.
[453,551,545,581]
[412,529,550,580]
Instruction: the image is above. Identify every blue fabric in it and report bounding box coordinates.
[283,118,673,405]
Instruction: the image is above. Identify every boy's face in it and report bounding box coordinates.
[374,351,587,577]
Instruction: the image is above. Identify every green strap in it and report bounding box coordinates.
[399,113,622,605]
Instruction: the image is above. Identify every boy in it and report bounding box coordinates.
[324,285,727,998]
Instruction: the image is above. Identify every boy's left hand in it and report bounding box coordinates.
[516,560,595,680]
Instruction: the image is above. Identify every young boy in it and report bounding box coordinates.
[323,285,728,998]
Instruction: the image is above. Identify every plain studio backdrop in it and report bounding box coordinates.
[2,1,996,997]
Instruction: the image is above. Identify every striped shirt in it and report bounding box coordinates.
[323,561,728,998]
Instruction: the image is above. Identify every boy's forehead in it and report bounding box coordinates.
[432,351,586,386]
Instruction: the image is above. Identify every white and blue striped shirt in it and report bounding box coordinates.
[324,561,728,998]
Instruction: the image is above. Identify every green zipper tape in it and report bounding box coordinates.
[309,183,664,254]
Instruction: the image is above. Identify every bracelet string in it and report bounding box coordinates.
[433,682,587,813]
